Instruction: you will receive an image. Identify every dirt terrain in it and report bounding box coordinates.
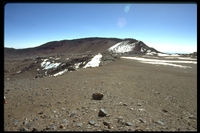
[4,54,197,131]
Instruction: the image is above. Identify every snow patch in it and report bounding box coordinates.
[146,52,157,56]
[74,62,82,69]
[141,61,192,69]
[53,69,68,77]
[121,56,196,68]
[41,59,61,70]
[83,53,102,68]
[108,41,136,53]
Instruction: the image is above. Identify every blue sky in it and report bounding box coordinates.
[4,3,197,53]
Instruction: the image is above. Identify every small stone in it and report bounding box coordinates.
[23,120,29,125]
[19,127,29,131]
[60,124,65,128]
[135,128,144,131]
[103,128,110,132]
[162,109,168,113]
[156,120,164,125]
[32,127,39,132]
[137,103,142,106]
[76,123,83,127]
[53,110,57,113]
[139,118,146,123]
[88,120,96,125]
[70,110,77,117]
[94,123,99,127]
[26,122,32,128]
[123,103,128,106]
[103,121,110,126]
[125,122,133,126]
[61,119,69,126]
[128,127,135,131]
[14,120,19,126]
[92,92,104,100]
[38,111,44,114]
[108,125,112,129]
[98,109,108,117]
[138,108,146,112]
[117,116,123,120]
[48,124,57,131]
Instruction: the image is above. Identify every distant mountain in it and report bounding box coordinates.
[4,37,161,59]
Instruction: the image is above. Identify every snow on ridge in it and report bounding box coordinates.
[108,41,137,53]
[83,53,102,68]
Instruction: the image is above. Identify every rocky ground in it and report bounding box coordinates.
[4,55,197,131]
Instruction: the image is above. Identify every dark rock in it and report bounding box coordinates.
[123,103,128,106]
[139,118,146,123]
[98,108,107,117]
[92,92,104,100]
[37,111,44,114]
[162,109,168,113]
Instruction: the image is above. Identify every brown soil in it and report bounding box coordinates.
[4,56,197,131]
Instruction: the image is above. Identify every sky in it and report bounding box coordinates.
[4,3,197,53]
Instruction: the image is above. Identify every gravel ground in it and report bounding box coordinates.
[4,57,197,131]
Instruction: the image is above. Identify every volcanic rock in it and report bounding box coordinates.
[92,92,104,100]
[98,108,107,117]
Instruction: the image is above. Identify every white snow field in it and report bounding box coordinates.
[121,56,197,69]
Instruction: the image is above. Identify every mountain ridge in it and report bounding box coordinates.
[4,37,161,59]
